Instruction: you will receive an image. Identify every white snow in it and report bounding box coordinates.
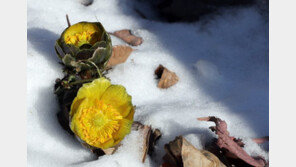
[27,0,269,166]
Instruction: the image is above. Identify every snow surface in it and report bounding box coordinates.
[27,0,269,166]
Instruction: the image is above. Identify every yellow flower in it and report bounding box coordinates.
[55,21,112,70]
[70,78,134,149]
[63,22,101,47]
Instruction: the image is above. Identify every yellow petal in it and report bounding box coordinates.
[101,85,133,117]
[77,77,111,100]
[70,111,86,139]
[69,97,86,118]
[111,109,134,142]
[100,138,115,149]
[112,109,134,142]
[113,118,133,142]
[63,22,100,39]
[63,22,102,47]
[125,107,135,120]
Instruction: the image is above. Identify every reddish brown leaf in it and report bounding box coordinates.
[110,29,143,46]
[252,136,269,144]
[198,116,267,167]
[106,45,133,68]
[155,64,179,89]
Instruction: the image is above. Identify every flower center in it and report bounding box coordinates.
[76,100,123,145]
[65,30,99,47]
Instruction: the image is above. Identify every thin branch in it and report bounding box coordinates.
[66,14,71,27]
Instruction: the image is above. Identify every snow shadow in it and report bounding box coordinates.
[35,86,83,150]
[35,87,98,162]
[27,28,61,68]
[120,5,269,137]
[28,27,95,155]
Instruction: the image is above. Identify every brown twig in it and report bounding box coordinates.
[66,14,71,27]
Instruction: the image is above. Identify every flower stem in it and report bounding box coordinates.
[83,60,103,78]
[69,78,94,86]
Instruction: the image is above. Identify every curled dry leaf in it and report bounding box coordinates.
[110,29,143,46]
[155,64,179,89]
[198,116,267,167]
[162,136,226,167]
[141,125,152,163]
[148,128,161,155]
[102,147,119,155]
[106,45,133,68]
[90,145,120,158]
[132,121,162,163]
[132,121,145,130]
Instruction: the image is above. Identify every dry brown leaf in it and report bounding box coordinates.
[102,146,120,155]
[141,125,152,163]
[163,136,226,167]
[198,116,267,167]
[110,29,143,46]
[106,45,133,68]
[182,139,226,167]
[132,121,145,131]
[132,121,162,163]
[155,64,179,89]
[89,144,121,157]
[252,136,269,144]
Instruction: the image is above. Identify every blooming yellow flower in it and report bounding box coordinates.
[70,78,134,149]
[63,22,101,47]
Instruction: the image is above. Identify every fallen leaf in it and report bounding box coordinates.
[110,29,143,46]
[148,128,162,155]
[132,121,145,131]
[141,125,152,163]
[106,45,133,68]
[132,121,162,163]
[182,138,226,167]
[102,146,119,155]
[155,64,179,89]
[198,116,267,167]
[87,144,120,157]
[162,136,226,167]
[252,136,269,144]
